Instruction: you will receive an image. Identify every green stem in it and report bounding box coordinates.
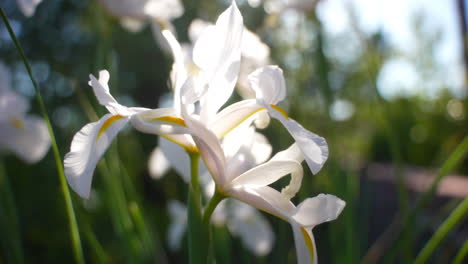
[453,237,468,264]
[414,198,468,264]
[0,160,25,264]
[187,152,209,264]
[0,8,85,264]
[202,190,225,227]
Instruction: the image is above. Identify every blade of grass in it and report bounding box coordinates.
[414,198,468,264]
[0,8,85,264]
[0,160,25,264]
[453,237,468,264]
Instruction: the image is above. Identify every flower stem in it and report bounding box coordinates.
[203,190,225,227]
[414,198,468,264]
[187,152,208,264]
[0,8,85,264]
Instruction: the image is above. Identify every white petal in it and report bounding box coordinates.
[188,19,211,43]
[292,194,346,228]
[251,132,272,164]
[226,185,295,221]
[0,91,29,120]
[193,0,244,115]
[249,65,286,105]
[120,17,146,33]
[167,200,187,251]
[158,137,191,182]
[64,114,128,199]
[271,109,328,174]
[0,115,50,163]
[148,147,171,179]
[16,0,42,17]
[209,99,265,139]
[226,200,274,256]
[88,70,132,116]
[130,108,190,135]
[144,0,184,21]
[183,114,227,186]
[292,225,317,264]
[161,29,187,109]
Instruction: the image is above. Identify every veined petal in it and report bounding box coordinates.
[88,70,132,116]
[292,194,346,228]
[249,65,286,105]
[226,200,274,256]
[193,0,243,115]
[292,225,317,264]
[209,99,265,139]
[0,115,50,163]
[270,108,328,175]
[64,113,128,199]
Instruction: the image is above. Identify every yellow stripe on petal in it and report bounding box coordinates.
[301,227,315,263]
[151,116,186,127]
[270,104,289,119]
[98,115,124,139]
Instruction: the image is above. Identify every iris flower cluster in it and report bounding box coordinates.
[64,1,345,263]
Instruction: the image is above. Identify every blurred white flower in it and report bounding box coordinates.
[97,0,184,50]
[16,0,43,17]
[0,62,50,163]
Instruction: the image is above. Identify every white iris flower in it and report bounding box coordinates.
[182,111,345,264]
[0,62,50,163]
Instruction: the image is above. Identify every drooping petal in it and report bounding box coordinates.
[0,115,50,163]
[16,0,42,17]
[229,143,303,200]
[167,200,188,251]
[248,65,286,105]
[193,0,244,116]
[183,114,227,186]
[292,224,317,264]
[88,70,133,116]
[64,114,128,199]
[130,108,190,135]
[226,185,295,221]
[251,132,272,164]
[226,200,274,256]
[157,137,191,182]
[209,99,265,139]
[270,108,328,175]
[292,194,346,228]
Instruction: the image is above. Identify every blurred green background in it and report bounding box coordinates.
[0,0,467,263]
